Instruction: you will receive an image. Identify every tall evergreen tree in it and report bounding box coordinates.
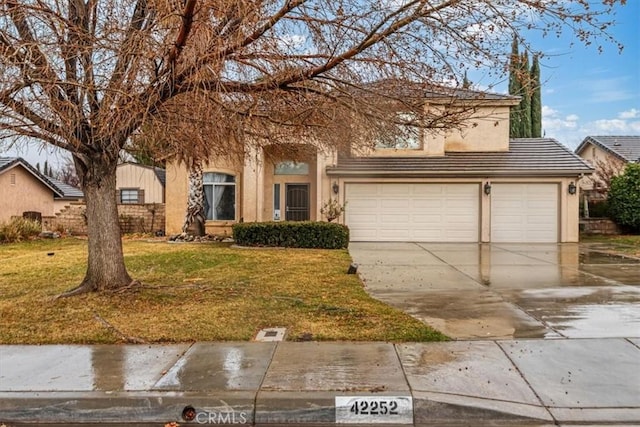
[519,52,532,138]
[508,38,522,138]
[530,55,542,138]
[509,41,543,138]
[462,71,471,89]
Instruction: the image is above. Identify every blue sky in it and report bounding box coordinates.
[2,1,638,168]
[528,1,640,149]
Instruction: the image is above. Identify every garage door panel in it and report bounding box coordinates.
[348,184,380,196]
[448,215,477,224]
[412,215,444,223]
[349,214,378,223]
[445,186,475,196]
[412,188,443,197]
[492,183,558,243]
[381,199,409,209]
[446,199,475,209]
[346,183,479,242]
[413,199,442,208]
[349,199,378,209]
[381,215,411,224]
[381,184,410,195]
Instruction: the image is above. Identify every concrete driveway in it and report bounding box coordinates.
[349,242,640,339]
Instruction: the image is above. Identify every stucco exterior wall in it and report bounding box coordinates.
[164,162,188,235]
[165,148,332,236]
[0,165,55,223]
[165,157,243,236]
[261,151,319,222]
[444,106,511,152]
[53,199,78,214]
[356,104,511,157]
[576,143,627,191]
[116,163,164,203]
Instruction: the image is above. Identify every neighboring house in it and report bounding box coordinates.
[165,87,592,243]
[575,136,640,196]
[116,162,166,205]
[0,157,83,224]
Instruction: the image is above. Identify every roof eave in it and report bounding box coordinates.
[425,98,520,107]
[326,168,593,178]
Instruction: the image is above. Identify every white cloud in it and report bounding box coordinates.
[541,105,558,117]
[593,119,631,132]
[542,103,640,150]
[618,108,639,119]
[541,106,579,132]
[276,34,307,53]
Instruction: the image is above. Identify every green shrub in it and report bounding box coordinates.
[607,163,640,233]
[0,218,42,243]
[233,221,349,249]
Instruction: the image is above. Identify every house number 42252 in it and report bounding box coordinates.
[335,396,413,424]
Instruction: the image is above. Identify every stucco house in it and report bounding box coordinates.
[116,162,166,205]
[165,88,592,243]
[575,136,640,196]
[0,157,83,224]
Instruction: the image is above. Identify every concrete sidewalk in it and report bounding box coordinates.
[1,339,639,426]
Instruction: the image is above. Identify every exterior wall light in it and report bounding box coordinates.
[568,182,577,195]
[332,181,339,194]
[484,182,491,195]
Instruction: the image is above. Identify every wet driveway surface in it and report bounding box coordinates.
[349,242,640,339]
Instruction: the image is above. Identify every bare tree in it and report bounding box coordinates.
[592,157,627,195]
[0,0,624,295]
[54,157,81,187]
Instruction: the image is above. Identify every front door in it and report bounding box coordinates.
[286,184,310,221]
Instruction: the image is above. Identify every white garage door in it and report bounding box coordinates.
[345,183,480,242]
[491,183,558,243]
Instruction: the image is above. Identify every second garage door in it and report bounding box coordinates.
[345,183,480,242]
[491,183,559,243]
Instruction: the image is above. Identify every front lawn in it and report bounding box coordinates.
[580,234,640,257]
[0,238,447,344]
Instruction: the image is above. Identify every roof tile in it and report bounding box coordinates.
[328,139,593,177]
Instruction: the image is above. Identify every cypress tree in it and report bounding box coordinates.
[462,71,471,89]
[519,52,532,138]
[530,54,542,138]
[44,160,49,177]
[508,38,522,138]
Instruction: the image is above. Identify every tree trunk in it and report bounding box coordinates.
[183,161,206,236]
[61,157,132,296]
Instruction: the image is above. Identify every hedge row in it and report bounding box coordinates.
[232,221,349,249]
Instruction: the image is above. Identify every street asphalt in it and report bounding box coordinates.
[1,242,638,426]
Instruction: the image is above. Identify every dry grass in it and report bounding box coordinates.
[581,234,640,257]
[0,238,447,344]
